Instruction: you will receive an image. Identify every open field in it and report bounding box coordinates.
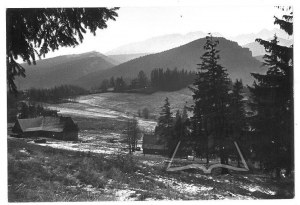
[47,88,193,120]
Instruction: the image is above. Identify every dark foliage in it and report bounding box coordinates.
[249,7,293,175]
[26,85,88,103]
[125,117,140,154]
[17,102,58,119]
[142,107,150,119]
[230,79,247,139]
[155,97,173,153]
[114,77,127,92]
[190,34,232,166]
[150,68,196,91]
[99,68,195,93]
[7,8,118,93]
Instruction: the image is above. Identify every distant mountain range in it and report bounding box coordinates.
[18,31,291,91]
[105,28,291,56]
[105,31,223,55]
[243,37,293,57]
[75,37,265,89]
[230,28,291,46]
[16,51,117,89]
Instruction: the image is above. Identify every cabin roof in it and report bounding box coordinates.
[15,116,77,133]
[143,134,160,145]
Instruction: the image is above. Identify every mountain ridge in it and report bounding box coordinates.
[243,37,293,57]
[75,37,265,89]
[16,51,117,90]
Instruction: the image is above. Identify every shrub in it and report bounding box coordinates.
[111,153,138,173]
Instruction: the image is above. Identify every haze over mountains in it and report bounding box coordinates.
[105,31,222,55]
[105,28,291,56]
[76,37,264,89]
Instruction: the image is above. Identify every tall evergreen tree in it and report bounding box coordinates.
[155,97,173,154]
[115,77,127,92]
[110,77,115,88]
[230,79,246,139]
[249,7,293,175]
[229,79,247,167]
[137,70,149,88]
[100,79,110,92]
[173,110,183,143]
[191,34,231,168]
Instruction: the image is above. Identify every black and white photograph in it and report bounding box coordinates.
[4,0,296,202]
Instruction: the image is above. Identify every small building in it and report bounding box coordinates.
[142,134,167,155]
[12,116,79,141]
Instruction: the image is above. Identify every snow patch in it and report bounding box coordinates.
[115,189,137,201]
[241,184,276,195]
[156,177,213,195]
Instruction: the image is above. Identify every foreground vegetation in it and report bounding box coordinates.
[8,137,294,202]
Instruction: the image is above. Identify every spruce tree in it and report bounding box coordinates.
[230,79,246,139]
[173,110,183,142]
[191,34,231,167]
[137,70,148,88]
[230,79,247,167]
[155,97,173,154]
[110,77,115,88]
[249,7,293,175]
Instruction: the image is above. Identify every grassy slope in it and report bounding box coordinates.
[74,88,194,120]
[8,137,294,202]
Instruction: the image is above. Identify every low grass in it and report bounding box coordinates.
[7,138,137,202]
[8,137,294,202]
[72,116,128,131]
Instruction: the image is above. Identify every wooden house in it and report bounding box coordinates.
[142,134,167,155]
[12,116,79,141]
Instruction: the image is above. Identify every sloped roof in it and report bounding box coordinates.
[143,134,162,145]
[16,116,76,133]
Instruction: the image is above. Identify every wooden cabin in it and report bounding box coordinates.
[142,134,167,155]
[12,116,79,141]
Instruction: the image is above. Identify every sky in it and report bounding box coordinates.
[41,5,282,58]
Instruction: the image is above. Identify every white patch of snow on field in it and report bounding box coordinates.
[82,185,102,194]
[47,103,157,132]
[115,189,136,201]
[241,184,276,195]
[142,161,156,166]
[19,148,30,155]
[142,160,163,166]
[155,177,213,195]
[47,106,124,119]
[28,140,127,155]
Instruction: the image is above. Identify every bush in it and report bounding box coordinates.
[111,153,138,173]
